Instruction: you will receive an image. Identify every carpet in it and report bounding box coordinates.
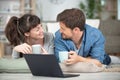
[0,58,120,73]
[104,55,120,72]
[104,64,120,72]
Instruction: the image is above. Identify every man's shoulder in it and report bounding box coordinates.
[85,24,104,41]
[85,24,102,35]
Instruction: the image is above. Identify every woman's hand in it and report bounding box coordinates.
[41,47,48,54]
[14,43,32,54]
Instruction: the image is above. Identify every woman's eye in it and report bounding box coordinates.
[36,28,39,31]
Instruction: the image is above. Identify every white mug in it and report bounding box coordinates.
[59,51,68,62]
[32,44,42,54]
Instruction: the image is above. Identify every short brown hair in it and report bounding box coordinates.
[57,8,85,31]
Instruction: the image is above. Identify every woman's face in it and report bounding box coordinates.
[25,24,44,40]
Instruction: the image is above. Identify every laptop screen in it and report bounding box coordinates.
[24,54,80,77]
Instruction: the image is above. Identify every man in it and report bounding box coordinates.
[54,8,111,72]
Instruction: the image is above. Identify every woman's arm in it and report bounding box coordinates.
[13,43,32,54]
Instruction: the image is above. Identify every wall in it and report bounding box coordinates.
[118,0,120,20]
[36,0,85,21]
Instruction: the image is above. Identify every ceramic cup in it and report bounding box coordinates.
[59,51,68,62]
[32,44,42,54]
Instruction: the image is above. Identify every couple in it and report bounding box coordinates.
[5,8,111,72]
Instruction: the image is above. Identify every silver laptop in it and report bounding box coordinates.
[24,54,80,78]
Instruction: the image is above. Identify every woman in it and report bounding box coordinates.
[5,14,54,58]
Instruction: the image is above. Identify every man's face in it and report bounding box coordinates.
[59,22,73,39]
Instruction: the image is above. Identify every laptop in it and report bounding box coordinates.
[23,54,80,78]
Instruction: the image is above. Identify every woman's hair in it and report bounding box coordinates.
[57,8,85,31]
[5,14,40,46]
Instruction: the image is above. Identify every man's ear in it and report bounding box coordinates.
[24,32,30,37]
[73,27,79,32]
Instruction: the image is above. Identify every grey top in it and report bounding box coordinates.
[12,32,54,59]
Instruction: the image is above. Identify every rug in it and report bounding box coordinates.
[0,58,120,73]
[103,64,120,72]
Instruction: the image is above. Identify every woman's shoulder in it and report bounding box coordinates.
[44,32,54,41]
[44,32,54,37]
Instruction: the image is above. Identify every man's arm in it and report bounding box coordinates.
[79,56,102,67]
[83,28,106,65]
[66,51,102,67]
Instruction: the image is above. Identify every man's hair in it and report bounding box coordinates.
[57,8,85,31]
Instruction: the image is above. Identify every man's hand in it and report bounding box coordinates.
[14,43,32,54]
[65,51,84,65]
[65,51,102,67]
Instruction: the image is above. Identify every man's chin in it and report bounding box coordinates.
[62,34,70,39]
[62,36,70,40]
[62,35,66,39]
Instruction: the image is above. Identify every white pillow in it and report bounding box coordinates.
[86,19,100,29]
[46,19,100,36]
[46,22,60,36]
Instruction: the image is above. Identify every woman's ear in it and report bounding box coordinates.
[24,32,30,37]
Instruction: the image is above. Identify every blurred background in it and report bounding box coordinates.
[0,0,120,58]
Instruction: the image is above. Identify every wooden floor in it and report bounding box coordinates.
[0,72,120,80]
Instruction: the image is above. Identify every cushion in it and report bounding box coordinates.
[46,22,60,36]
[86,19,100,29]
[0,56,120,73]
[41,20,100,37]
[0,58,30,73]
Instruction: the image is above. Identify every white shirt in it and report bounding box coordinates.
[12,32,54,59]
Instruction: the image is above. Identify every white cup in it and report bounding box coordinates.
[32,44,42,54]
[59,51,68,62]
